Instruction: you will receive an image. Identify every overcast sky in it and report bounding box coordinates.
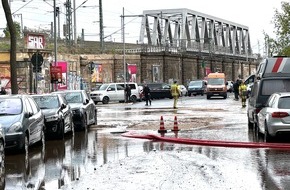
[0,0,284,55]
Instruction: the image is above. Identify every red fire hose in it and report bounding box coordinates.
[122,131,290,149]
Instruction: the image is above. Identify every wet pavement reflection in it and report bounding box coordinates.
[3,96,290,189]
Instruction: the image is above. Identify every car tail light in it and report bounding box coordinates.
[255,108,262,114]
[271,112,289,118]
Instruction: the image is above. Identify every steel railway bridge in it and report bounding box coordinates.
[123,8,254,62]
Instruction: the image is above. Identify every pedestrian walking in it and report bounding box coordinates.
[239,80,247,107]
[233,79,240,100]
[171,80,181,109]
[143,84,151,106]
[124,84,131,103]
[0,87,6,95]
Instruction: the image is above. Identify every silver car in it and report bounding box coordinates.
[0,126,4,167]
[52,90,97,130]
[257,92,290,142]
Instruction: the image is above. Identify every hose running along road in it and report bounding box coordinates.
[122,131,290,149]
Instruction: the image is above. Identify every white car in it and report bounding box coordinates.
[178,85,188,96]
[90,82,140,104]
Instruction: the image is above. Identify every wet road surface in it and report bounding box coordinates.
[2,94,290,189]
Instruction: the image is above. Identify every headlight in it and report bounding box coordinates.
[45,114,59,122]
[8,122,22,133]
[96,93,103,96]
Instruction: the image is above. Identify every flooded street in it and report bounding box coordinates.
[2,94,290,189]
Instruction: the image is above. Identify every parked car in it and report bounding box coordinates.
[257,92,290,142]
[0,95,45,153]
[52,90,97,130]
[90,82,140,104]
[0,126,5,168]
[187,80,206,96]
[178,85,188,96]
[227,81,233,93]
[145,83,173,99]
[248,57,290,129]
[32,94,74,139]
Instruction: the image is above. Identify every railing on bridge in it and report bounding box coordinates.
[115,41,252,60]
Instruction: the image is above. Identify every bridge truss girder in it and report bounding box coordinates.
[139,8,252,57]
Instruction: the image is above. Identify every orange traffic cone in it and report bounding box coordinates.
[171,116,180,131]
[158,116,167,133]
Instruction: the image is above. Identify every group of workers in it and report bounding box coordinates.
[129,79,248,109]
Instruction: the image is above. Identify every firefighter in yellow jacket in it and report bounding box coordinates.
[171,80,181,109]
[239,80,247,108]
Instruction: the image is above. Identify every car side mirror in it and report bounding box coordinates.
[61,104,66,109]
[24,112,32,118]
[83,99,89,105]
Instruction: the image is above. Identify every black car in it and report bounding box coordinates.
[145,83,173,99]
[52,90,97,130]
[0,95,45,153]
[187,80,206,96]
[32,94,74,139]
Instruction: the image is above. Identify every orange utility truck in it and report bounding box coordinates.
[206,72,228,99]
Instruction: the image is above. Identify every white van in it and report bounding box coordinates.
[90,82,140,104]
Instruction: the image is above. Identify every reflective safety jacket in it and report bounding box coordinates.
[239,84,247,97]
[171,84,179,97]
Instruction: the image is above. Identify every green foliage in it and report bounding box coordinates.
[270,2,290,56]
[3,22,21,39]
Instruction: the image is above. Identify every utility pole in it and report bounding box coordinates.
[99,0,104,53]
[53,0,58,92]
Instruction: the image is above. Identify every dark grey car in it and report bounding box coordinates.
[52,90,97,130]
[0,95,45,153]
[32,94,74,139]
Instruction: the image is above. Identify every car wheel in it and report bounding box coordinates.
[94,110,98,125]
[57,121,64,140]
[264,122,273,142]
[81,114,88,131]
[247,118,254,128]
[130,95,137,103]
[20,134,29,154]
[207,95,211,99]
[0,140,4,167]
[102,96,109,104]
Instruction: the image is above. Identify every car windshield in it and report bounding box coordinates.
[189,81,202,87]
[65,92,83,103]
[33,96,59,109]
[207,78,225,85]
[99,84,109,90]
[0,98,22,115]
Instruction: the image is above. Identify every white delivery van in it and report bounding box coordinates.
[90,82,140,104]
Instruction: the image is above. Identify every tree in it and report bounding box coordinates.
[271,1,290,56]
[3,21,22,39]
[2,0,18,94]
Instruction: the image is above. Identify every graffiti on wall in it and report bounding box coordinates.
[91,63,103,83]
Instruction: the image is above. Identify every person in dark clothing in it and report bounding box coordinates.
[0,87,6,95]
[143,84,151,106]
[233,79,240,101]
[124,85,131,103]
